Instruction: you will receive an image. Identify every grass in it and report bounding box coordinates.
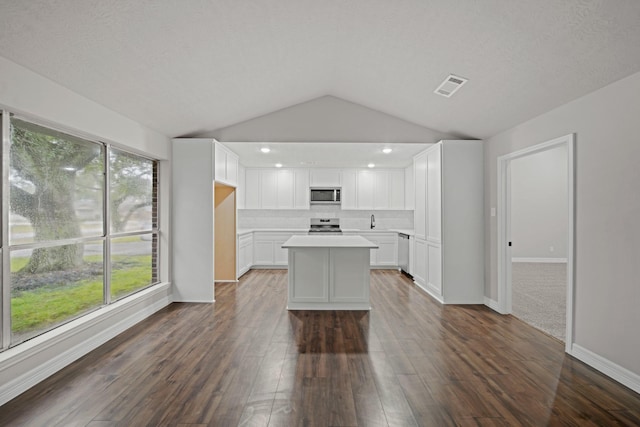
[10,255,153,338]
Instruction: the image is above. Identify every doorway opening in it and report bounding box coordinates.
[497,134,575,353]
[214,183,237,283]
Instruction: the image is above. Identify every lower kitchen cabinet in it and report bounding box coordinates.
[252,231,306,267]
[237,233,253,278]
[413,238,427,285]
[344,232,398,267]
[238,230,401,274]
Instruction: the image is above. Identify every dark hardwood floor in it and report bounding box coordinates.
[1,269,639,426]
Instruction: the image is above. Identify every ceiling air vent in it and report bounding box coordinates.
[434,74,468,98]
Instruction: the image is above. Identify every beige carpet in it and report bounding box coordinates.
[512,262,566,341]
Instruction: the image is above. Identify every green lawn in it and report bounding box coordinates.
[11,255,153,338]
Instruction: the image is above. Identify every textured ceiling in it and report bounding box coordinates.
[1,1,640,139]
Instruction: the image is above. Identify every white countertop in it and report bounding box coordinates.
[282,235,379,248]
[239,228,414,236]
[237,228,307,235]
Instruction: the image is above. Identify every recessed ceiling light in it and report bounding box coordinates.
[382,148,392,154]
[260,147,270,153]
[368,163,375,168]
[275,163,283,168]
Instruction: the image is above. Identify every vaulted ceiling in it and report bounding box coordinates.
[1,1,640,140]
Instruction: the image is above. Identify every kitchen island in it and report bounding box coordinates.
[281,235,378,310]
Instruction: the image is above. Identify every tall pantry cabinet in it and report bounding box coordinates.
[412,140,484,304]
[172,138,239,303]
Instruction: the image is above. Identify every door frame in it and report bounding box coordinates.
[497,133,575,353]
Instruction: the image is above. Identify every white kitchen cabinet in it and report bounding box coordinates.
[413,238,427,286]
[344,231,397,267]
[214,142,239,187]
[408,235,415,276]
[245,169,261,209]
[310,169,341,187]
[413,151,427,240]
[243,168,309,210]
[261,170,278,209]
[293,169,310,209]
[373,170,390,209]
[404,164,414,210]
[340,169,357,209]
[252,231,306,266]
[412,140,484,304]
[237,164,246,209]
[368,232,398,266]
[427,242,442,295]
[277,169,294,208]
[427,145,442,242]
[357,169,375,209]
[237,233,253,278]
[389,169,405,210]
[253,239,274,265]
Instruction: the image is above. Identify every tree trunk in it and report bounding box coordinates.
[20,174,84,274]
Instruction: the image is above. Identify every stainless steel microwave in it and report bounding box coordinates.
[310,187,341,205]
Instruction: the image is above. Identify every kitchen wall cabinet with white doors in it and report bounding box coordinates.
[214,142,239,187]
[345,169,405,210]
[241,167,406,210]
[412,140,484,304]
[245,169,309,210]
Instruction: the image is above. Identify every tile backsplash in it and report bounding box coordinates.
[238,206,413,230]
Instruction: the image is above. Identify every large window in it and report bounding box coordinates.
[1,113,160,348]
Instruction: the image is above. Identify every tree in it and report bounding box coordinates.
[10,120,103,274]
[109,150,153,233]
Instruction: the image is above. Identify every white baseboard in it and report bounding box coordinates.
[484,297,506,314]
[511,257,567,263]
[571,344,640,394]
[414,281,444,304]
[0,283,172,406]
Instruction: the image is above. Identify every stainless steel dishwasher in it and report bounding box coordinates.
[398,233,411,277]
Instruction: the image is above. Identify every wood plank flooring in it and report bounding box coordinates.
[1,269,639,426]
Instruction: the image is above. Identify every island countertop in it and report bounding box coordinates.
[282,235,378,248]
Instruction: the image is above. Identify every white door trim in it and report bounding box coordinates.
[497,133,575,354]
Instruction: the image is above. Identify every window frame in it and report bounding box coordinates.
[0,110,161,350]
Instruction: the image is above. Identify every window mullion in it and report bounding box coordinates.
[104,145,111,305]
[1,111,11,349]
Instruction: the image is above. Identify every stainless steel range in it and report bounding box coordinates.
[308,218,342,234]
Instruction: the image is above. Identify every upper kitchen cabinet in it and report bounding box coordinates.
[404,164,414,210]
[340,169,357,209]
[214,142,239,187]
[310,169,341,187]
[356,169,375,209]
[244,168,309,210]
[413,140,484,304]
[342,168,405,210]
[237,164,246,209]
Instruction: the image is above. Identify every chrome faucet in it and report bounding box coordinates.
[370,214,376,229]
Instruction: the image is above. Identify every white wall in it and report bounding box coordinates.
[0,56,172,405]
[484,71,640,379]
[511,146,568,259]
[201,95,453,143]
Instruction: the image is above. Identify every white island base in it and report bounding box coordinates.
[282,235,378,310]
